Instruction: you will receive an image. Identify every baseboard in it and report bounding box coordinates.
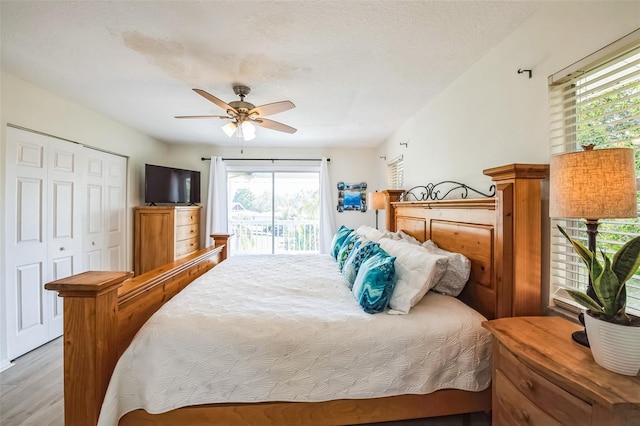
[0,358,14,373]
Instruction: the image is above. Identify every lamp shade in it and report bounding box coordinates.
[549,148,637,219]
[369,191,386,211]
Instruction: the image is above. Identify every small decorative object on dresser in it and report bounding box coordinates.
[483,316,640,426]
[559,225,640,376]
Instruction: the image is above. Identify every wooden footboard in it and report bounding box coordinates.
[45,235,230,426]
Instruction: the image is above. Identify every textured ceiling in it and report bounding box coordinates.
[1,1,541,148]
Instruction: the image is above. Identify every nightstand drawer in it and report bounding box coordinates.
[176,224,198,241]
[497,344,591,425]
[495,370,562,426]
[175,237,199,257]
[176,209,198,226]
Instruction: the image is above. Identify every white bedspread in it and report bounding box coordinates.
[98,254,491,425]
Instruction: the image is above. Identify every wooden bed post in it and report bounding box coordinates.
[45,271,133,426]
[382,189,404,231]
[210,233,231,260]
[483,164,549,317]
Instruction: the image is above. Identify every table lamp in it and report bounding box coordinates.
[549,145,637,346]
[368,191,386,230]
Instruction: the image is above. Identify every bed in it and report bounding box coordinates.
[45,163,548,426]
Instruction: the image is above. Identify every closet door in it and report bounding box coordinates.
[83,149,126,271]
[46,138,83,337]
[5,128,82,358]
[104,153,126,270]
[5,128,49,359]
[84,151,105,270]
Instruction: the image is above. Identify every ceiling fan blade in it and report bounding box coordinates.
[174,115,231,119]
[193,89,238,114]
[254,118,297,134]
[249,100,295,117]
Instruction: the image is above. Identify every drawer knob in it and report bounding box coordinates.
[515,409,530,422]
[520,379,534,390]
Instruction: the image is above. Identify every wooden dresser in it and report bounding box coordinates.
[483,316,640,426]
[134,205,201,275]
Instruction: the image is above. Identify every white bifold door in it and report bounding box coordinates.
[83,149,127,271]
[4,127,126,360]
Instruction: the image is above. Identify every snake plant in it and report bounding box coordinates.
[559,225,640,326]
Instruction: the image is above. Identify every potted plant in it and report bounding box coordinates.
[559,225,640,376]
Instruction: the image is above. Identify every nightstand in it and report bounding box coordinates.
[482,316,640,426]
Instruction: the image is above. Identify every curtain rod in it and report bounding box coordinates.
[201,157,330,162]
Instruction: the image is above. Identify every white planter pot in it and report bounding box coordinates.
[584,312,640,376]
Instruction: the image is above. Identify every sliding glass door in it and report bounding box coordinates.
[227,170,319,254]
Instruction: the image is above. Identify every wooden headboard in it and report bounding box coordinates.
[383,163,548,320]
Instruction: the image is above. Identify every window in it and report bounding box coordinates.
[387,155,404,189]
[548,32,640,316]
[227,169,320,254]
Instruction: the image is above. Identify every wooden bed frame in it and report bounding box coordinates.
[45,163,548,426]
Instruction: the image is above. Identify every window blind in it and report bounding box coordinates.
[549,40,640,316]
[387,155,404,189]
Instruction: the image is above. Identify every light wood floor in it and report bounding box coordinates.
[0,338,64,426]
[0,338,491,426]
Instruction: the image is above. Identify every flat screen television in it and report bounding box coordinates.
[144,164,201,205]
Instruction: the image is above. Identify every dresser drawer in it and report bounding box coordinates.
[175,237,199,257]
[497,344,591,425]
[176,209,198,226]
[176,224,199,241]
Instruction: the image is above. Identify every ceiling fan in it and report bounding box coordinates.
[175,85,297,141]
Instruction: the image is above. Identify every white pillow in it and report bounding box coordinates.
[394,230,421,245]
[379,238,448,314]
[355,225,393,243]
[422,240,471,297]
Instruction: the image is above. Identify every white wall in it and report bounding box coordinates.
[377,1,639,314]
[379,2,640,188]
[0,71,170,369]
[164,143,383,247]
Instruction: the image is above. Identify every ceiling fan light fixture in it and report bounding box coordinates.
[222,121,237,137]
[234,120,255,141]
[242,121,256,134]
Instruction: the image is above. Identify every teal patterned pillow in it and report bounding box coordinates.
[336,232,359,271]
[342,240,380,289]
[352,251,397,314]
[330,225,352,258]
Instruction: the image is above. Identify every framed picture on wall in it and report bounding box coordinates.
[337,181,367,212]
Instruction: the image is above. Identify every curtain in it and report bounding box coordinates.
[205,156,228,247]
[319,157,336,254]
